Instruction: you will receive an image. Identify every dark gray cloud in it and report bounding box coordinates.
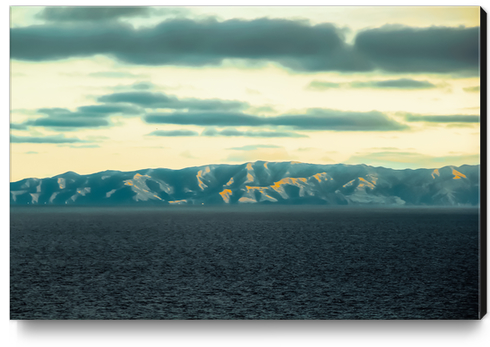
[21,104,143,130]
[37,7,152,22]
[145,109,408,131]
[350,78,437,89]
[463,86,480,93]
[404,113,480,123]
[148,129,199,137]
[25,117,109,128]
[8,18,359,71]
[76,104,143,115]
[10,18,479,74]
[354,25,479,74]
[16,90,247,132]
[98,91,248,111]
[201,127,308,138]
[132,82,156,90]
[307,78,437,90]
[37,105,140,117]
[11,134,87,143]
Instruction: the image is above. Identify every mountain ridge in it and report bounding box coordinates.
[10,161,480,206]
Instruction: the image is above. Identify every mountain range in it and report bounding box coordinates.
[10,161,480,206]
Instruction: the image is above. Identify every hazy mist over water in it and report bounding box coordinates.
[10,206,480,319]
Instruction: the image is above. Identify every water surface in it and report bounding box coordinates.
[10,206,480,319]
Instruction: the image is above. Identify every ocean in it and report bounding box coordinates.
[10,206,480,319]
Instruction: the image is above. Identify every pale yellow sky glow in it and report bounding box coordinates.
[10,6,481,181]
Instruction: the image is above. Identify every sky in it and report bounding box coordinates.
[9,5,481,181]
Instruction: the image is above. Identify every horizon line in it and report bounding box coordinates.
[10,160,481,182]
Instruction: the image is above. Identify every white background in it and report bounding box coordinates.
[3,0,489,346]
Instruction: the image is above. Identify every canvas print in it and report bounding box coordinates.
[10,6,485,320]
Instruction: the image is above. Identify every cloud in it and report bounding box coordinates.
[345,150,480,169]
[88,71,144,78]
[10,19,479,74]
[77,144,100,148]
[247,106,276,114]
[150,7,192,18]
[20,104,144,130]
[306,81,342,90]
[354,25,479,75]
[224,146,293,162]
[145,109,408,131]
[295,147,316,152]
[201,127,308,138]
[147,127,307,138]
[246,88,261,95]
[75,104,143,115]
[148,129,199,137]
[11,134,87,143]
[445,123,479,129]
[10,123,28,130]
[85,135,110,141]
[321,156,336,163]
[37,105,141,117]
[24,151,38,154]
[368,146,403,151]
[463,86,480,93]
[10,108,40,116]
[180,150,197,159]
[144,111,274,127]
[56,144,101,148]
[132,82,156,90]
[350,79,437,89]
[24,117,110,129]
[227,144,282,151]
[273,108,409,131]
[37,6,153,22]
[403,113,480,123]
[98,91,248,111]
[307,78,437,90]
[10,18,356,71]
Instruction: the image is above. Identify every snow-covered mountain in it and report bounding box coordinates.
[10,161,480,206]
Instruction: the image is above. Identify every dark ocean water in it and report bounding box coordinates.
[10,206,480,320]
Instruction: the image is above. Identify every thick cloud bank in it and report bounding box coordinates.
[11,18,479,74]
